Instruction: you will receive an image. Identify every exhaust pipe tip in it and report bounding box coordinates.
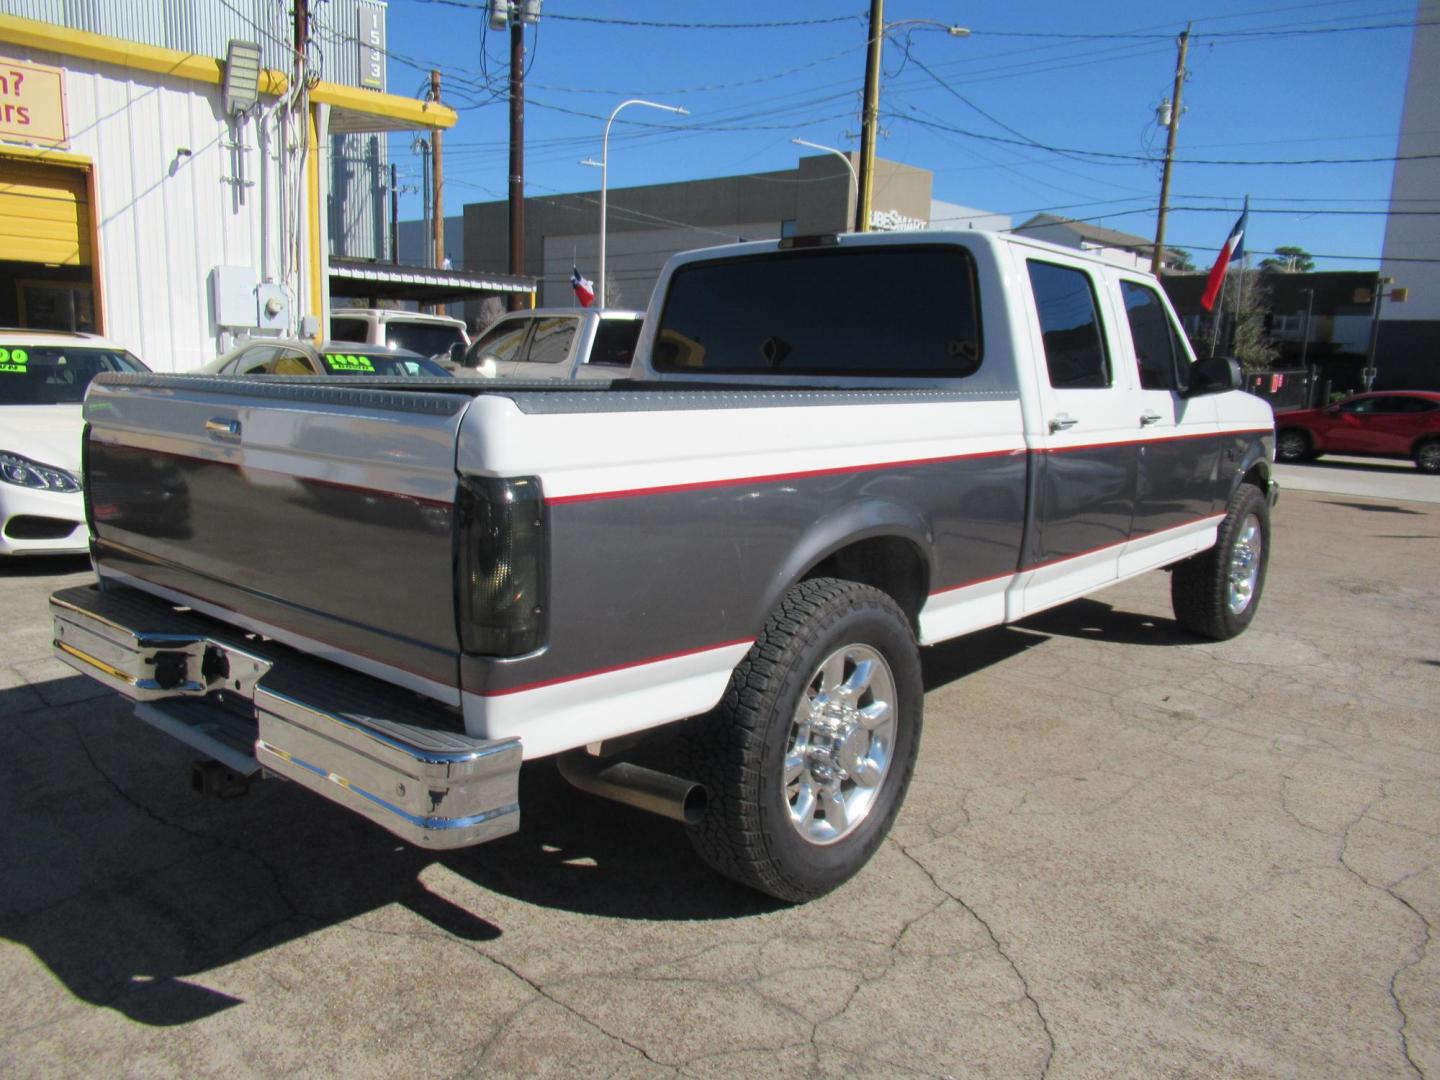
[557,751,707,825]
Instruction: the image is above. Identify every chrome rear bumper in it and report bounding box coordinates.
[51,584,521,849]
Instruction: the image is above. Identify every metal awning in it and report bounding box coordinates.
[329,260,535,304]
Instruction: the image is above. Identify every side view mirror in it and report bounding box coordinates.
[1183,356,1243,398]
[448,342,466,365]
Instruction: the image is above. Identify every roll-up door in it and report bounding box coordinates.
[0,157,91,267]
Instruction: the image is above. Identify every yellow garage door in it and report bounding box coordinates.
[0,157,91,266]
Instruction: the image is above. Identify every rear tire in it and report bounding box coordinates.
[686,578,923,903]
[1415,441,1440,474]
[1171,482,1270,641]
[1275,429,1313,463]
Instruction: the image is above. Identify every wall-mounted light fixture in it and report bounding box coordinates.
[222,40,263,117]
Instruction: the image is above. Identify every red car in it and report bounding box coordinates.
[1275,391,1440,473]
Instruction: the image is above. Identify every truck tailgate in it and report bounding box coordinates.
[84,375,471,699]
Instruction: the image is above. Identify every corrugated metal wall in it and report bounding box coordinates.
[11,0,391,260]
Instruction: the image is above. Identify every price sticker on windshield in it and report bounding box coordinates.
[0,347,29,373]
[324,353,376,373]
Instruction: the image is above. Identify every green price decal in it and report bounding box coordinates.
[325,353,376,372]
[0,347,29,372]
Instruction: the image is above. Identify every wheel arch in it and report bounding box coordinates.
[756,502,934,635]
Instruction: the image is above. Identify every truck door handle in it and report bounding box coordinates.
[205,418,241,438]
[1140,411,1164,426]
[1049,414,1078,433]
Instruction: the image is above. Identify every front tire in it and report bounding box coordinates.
[1415,441,1440,474]
[1171,482,1271,640]
[686,578,923,903]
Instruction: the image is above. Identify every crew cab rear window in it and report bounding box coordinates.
[1027,260,1110,389]
[590,320,643,367]
[653,246,982,378]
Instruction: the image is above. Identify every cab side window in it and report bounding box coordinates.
[231,346,280,374]
[525,318,578,365]
[467,319,530,368]
[1120,280,1182,391]
[1027,260,1110,389]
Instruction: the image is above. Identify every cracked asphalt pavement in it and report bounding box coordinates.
[2,487,1436,1078]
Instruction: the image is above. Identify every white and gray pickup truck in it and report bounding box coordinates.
[51,230,1276,902]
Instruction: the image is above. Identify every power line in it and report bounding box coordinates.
[416,0,865,30]
[901,115,1440,166]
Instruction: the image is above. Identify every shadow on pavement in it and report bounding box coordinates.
[1018,597,1196,647]
[0,679,776,1026]
[1,591,1191,1026]
[0,555,93,579]
[1321,501,1426,516]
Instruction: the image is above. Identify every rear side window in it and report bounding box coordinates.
[590,320,643,367]
[653,246,982,378]
[1027,260,1110,389]
[1120,280,1181,391]
[331,318,369,343]
[524,318,577,365]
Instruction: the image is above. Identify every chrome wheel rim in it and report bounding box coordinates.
[1227,514,1263,615]
[1277,432,1306,460]
[1419,444,1440,471]
[784,644,896,845]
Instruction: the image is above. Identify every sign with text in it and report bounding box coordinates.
[0,57,67,148]
[358,8,385,90]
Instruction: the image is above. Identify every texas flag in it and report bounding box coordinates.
[572,266,595,308]
[1200,198,1248,312]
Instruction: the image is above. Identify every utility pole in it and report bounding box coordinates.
[293,0,308,75]
[430,70,444,269]
[1151,23,1190,276]
[389,162,399,265]
[430,70,445,314]
[855,0,884,234]
[508,19,526,310]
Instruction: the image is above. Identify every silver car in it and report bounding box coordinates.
[455,308,643,380]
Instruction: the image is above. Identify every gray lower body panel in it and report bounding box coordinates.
[51,584,520,849]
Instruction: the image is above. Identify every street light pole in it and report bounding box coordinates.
[597,99,687,307]
[791,138,858,230]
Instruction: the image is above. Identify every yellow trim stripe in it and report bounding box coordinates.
[307,107,323,338]
[0,14,288,94]
[0,16,456,131]
[310,81,456,130]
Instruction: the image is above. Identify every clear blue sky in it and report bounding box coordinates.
[374,0,1424,270]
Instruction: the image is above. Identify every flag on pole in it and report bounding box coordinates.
[1201,198,1248,312]
[571,266,595,308]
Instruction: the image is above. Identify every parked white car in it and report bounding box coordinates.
[0,329,148,556]
[456,308,643,380]
[329,308,469,359]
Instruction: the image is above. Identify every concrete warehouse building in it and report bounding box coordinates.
[1377,0,1440,390]
[0,2,460,371]
[451,155,1010,316]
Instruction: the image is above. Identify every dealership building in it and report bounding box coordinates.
[0,2,508,372]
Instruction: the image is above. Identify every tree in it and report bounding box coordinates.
[1167,248,1196,271]
[1186,268,1280,372]
[1259,245,1315,273]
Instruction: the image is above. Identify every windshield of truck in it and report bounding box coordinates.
[383,321,465,357]
[653,247,982,378]
[320,351,450,377]
[589,319,643,367]
[0,345,148,405]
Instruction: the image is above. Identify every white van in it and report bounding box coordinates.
[329,308,469,358]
